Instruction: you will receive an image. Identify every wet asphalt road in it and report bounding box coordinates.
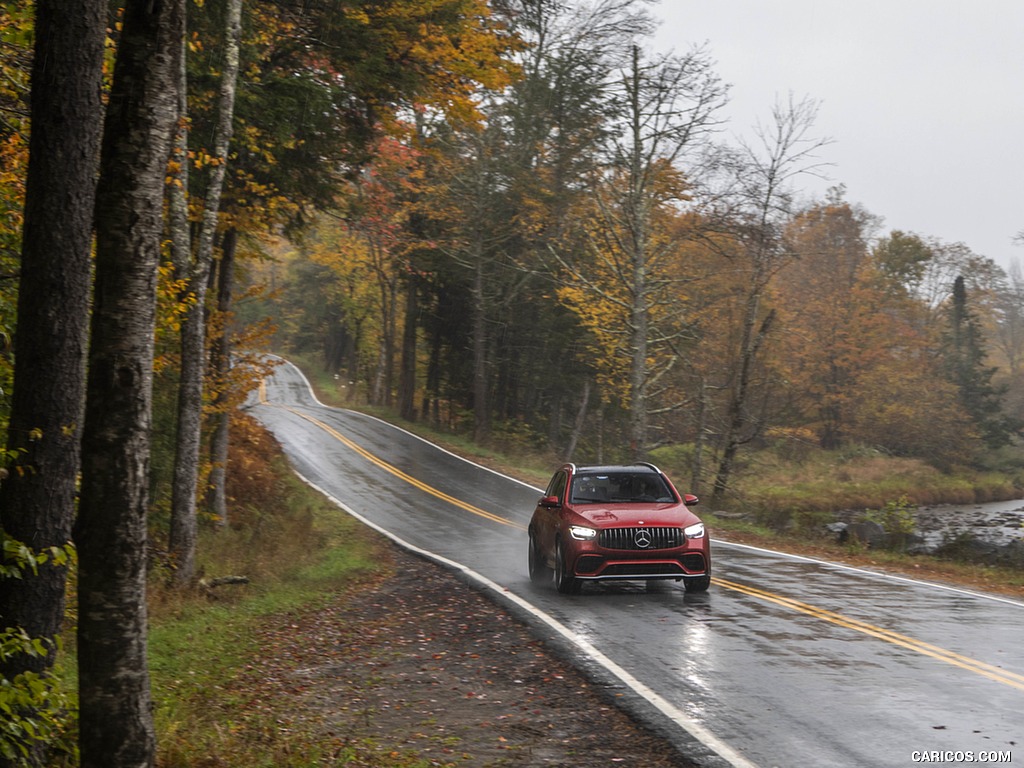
[249,360,1024,768]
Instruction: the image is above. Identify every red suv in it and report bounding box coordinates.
[528,463,710,594]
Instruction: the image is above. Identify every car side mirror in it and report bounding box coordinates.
[684,493,699,506]
[539,494,561,508]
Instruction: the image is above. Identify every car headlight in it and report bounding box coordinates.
[569,525,598,540]
[684,522,705,539]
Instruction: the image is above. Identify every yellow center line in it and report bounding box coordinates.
[274,399,525,531]
[714,577,1024,691]
[259,379,1022,692]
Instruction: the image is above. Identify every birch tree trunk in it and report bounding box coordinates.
[168,0,243,584]
[75,0,184,764]
[205,228,238,524]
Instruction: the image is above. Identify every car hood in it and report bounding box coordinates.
[572,503,700,528]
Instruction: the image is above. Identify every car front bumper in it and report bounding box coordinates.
[570,548,709,581]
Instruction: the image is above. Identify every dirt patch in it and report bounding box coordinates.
[229,544,698,767]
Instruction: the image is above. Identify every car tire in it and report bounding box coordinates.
[684,573,711,593]
[554,539,580,594]
[528,531,549,584]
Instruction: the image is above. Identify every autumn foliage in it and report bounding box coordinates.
[2,1,1024,763]
[239,2,1024,499]
[3,1,1022,530]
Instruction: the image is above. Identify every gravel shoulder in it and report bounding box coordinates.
[230,541,700,767]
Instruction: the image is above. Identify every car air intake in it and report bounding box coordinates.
[680,553,706,572]
[575,555,604,574]
[599,526,684,550]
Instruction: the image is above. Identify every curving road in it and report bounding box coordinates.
[249,360,1024,768]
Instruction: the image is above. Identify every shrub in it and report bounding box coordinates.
[0,538,78,765]
[0,630,78,766]
[865,495,917,551]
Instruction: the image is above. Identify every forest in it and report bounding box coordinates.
[245,2,1024,494]
[1,0,1023,765]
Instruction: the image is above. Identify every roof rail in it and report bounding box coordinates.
[634,461,661,473]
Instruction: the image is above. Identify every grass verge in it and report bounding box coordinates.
[146,418,435,767]
[148,466,376,765]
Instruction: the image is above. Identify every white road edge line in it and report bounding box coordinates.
[290,469,760,768]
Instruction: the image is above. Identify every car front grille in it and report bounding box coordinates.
[599,526,684,550]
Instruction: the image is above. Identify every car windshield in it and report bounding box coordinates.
[570,472,675,504]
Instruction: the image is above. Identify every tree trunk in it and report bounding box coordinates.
[0,0,105,682]
[564,378,590,462]
[424,314,443,428]
[628,262,649,460]
[471,253,490,443]
[711,308,774,507]
[710,97,828,505]
[75,0,184,764]
[626,44,649,461]
[385,278,397,407]
[691,377,707,495]
[167,284,205,579]
[372,342,387,405]
[205,228,238,525]
[398,273,419,421]
[168,0,243,584]
[166,24,197,578]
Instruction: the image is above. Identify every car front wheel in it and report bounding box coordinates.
[528,531,549,584]
[684,572,711,593]
[554,539,580,594]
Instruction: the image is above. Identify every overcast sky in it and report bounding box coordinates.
[651,1,1024,271]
